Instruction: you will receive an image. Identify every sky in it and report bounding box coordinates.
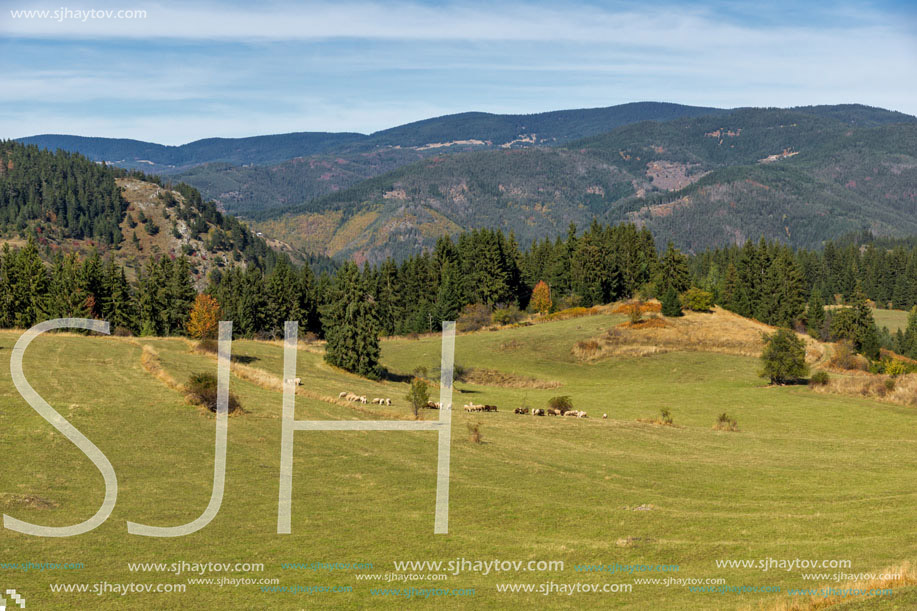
[1,0,915,144]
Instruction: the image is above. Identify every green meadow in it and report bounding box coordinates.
[872,308,910,334]
[0,311,915,609]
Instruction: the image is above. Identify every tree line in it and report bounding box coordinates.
[4,222,917,377]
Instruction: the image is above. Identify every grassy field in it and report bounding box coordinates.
[1,311,915,609]
[872,308,910,333]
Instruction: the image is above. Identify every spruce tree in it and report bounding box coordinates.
[433,261,463,327]
[656,242,690,297]
[264,260,300,336]
[103,259,136,333]
[0,244,12,328]
[12,237,49,327]
[661,286,683,317]
[807,286,827,339]
[902,306,917,359]
[321,262,382,378]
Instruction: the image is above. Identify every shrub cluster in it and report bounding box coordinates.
[185,372,242,413]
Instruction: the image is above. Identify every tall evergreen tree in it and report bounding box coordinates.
[656,242,690,297]
[321,262,382,378]
[807,285,827,339]
[432,261,463,327]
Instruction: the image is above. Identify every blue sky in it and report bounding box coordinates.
[1,0,915,144]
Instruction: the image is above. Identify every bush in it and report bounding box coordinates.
[548,396,573,414]
[467,422,483,444]
[185,372,241,413]
[713,412,738,431]
[491,304,523,326]
[681,287,714,312]
[809,370,830,386]
[829,340,864,370]
[760,328,809,384]
[196,338,219,354]
[625,301,643,324]
[555,294,582,310]
[112,326,133,337]
[456,303,492,332]
[883,359,910,377]
[660,408,673,425]
[661,287,683,317]
[405,377,430,418]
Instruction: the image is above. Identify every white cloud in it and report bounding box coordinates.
[0,1,914,143]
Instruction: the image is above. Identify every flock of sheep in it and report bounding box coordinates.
[334,388,607,420]
[514,407,591,418]
[338,391,392,405]
[463,403,498,412]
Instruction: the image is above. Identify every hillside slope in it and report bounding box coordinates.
[257,107,917,262]
[0,141,293,286]
[3,308,916,609]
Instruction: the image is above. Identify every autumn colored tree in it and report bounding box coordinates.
[531,280,552,315]
[187,293,221,340]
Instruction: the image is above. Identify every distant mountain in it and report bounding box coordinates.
[19,102,727,214]
[15,103,917,265]
[252,105,917,263]
[16,132,366,173]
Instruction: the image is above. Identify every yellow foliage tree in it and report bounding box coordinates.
[186,294,221,340]
[531,280,552,315]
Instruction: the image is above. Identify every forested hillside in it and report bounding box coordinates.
[0,141,291,286]
[20,103,727,217]
[257,106,917,263]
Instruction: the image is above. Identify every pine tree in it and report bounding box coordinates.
[321,262,382,378]
[851,284,880,359]
[0,244,12,328]
[760,327,809,384]
[48,253,90,319]
[656,242,690,297]
[79,250,105,318]
[433,261,463,327]
[807,286,827,339]
[165,256,196,335]
[102,259,136,333]
[902,306,917,359]
[11,237,49,327]
[264,260,301,336]
[661,286,683,317]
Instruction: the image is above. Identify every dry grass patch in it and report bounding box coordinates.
[638,408,675,426]
[541,305,605,322]
[713,412,740,432]
[459,367,561,389]
[0,493,58,510]
[811,372,917,407]
[612,300,661,315]
[138,343,182,391]
[765,561,917,610]
[572,307,825,363]
[619,316,668,330]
